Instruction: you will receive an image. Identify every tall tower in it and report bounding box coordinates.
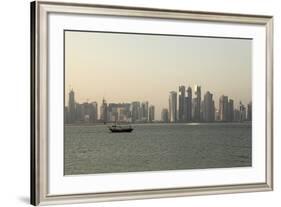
[203,91,215,122]
[178,85,185,122]
[100,98,108,123]
[194,85,201,122]
[131,101,141,123]
[247,102,252,121]
[149,105,155,122]
[169,91,177,122]
[186,87,192,122]
[140,101,149,122]
[90,102,98,123]
[219,95,228,121]
[228,99,234,121]
[239,101,246,121]
[68,89,76,123]
[161,108,169,123]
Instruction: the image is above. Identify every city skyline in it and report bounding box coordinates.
[65,85,252,124]
[65,31,252,120]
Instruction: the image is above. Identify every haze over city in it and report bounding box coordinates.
[65,31,252,120]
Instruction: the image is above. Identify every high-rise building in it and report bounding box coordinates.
[108,103,131,122]
[122,103,131,122]
[228,99,234,121]
[140,101,149,122]
[192,97,197,121]
[75,103,83,122]
[215,108,220,121]
[203,91,215,122]
[100,98,108,123]
[200,101,204,121]
[193,85,201,122]
[219,95,229,121]
[212,101,215,120]
[131,101,141,122]
[149,105,155,122]
[185,87,192,122]
[178,85,185,122]
[183,97,188,122]
[89,102,98,122]
[247,102,252,121]
[239,102,246,121]
[118,105,131,122]
[169,91,177,122]
[161,108,169,123]
[68,89,76,123]
[108,103,118,122]
[234,109,240,122]
[81,102,91,122]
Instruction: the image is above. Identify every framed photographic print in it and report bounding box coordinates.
[31,0,273,205]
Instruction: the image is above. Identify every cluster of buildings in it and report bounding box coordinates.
[66,90,99,123]
[65,89,155,124]
[163,85,252,123]
[65,86,252,124]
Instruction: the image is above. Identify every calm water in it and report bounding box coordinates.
[64,123,252,175]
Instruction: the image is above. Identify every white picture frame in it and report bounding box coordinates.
[31,1,273,205]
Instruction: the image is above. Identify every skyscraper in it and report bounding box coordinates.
[131,101,141,122]
[140,101,149,122]
[116,104,131,122]
[228,99,234,121]
[68,89,76,123]
[81,102,91,122]
[89,102,98,123]
[239,102,246,121]
[161,108,169,123]
[75,103,83,122]
[107,103,131,122]
[203,91,215,122]
[219,95,228,121]
[149,105,155,122]
[200,100,204,121]
[183,97,188,122]
[169,91,177,122]
[178,85,185,122]
[192,97,197,120]
[186,87,192,122]
[234,109,240,122]
[107,103,118,122]
[215,108,220,121]
[247,102,252,121]
[193,85,201,122]
[100,98,108,123]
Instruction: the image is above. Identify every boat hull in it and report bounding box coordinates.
[109,128,133,133]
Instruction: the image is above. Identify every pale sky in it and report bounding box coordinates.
[65,31,252,120]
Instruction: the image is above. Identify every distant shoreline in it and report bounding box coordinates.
[65,121,252,126]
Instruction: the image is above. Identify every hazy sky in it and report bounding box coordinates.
[65,31,252,120]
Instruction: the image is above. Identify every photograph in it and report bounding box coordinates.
[64,30,252,175]
[30,2,273,205]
